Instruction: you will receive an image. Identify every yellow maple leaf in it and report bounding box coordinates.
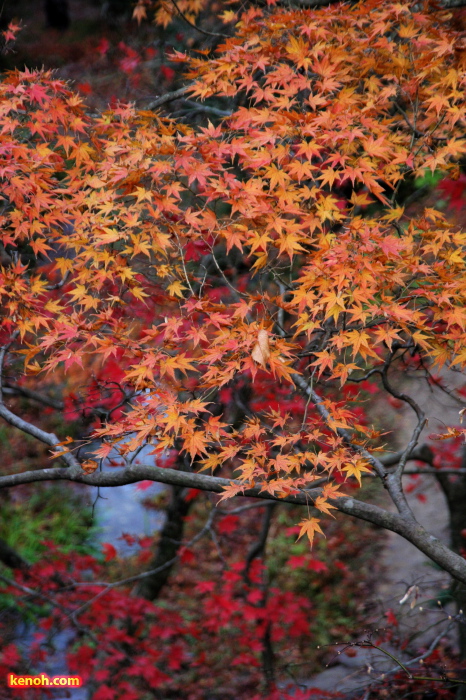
[167,280,187,298]
[342,459,372,486]
[313,496,337,517]
[382,206,404,222]
[296,518,324,547]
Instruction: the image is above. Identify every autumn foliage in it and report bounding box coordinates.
[6,0,466,528]
[1,0,466,696]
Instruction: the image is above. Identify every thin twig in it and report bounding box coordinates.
[373,622,459,683]
[380,359,426,482]
[291,373,387,481]
[146,84,192,111]
[168,0,230,39]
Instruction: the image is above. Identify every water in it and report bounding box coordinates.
[13,442,167,698]
[92,480,165,555]
[14,626,88,699]
[91,440,167,554]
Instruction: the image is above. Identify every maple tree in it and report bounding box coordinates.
[1,0,466,696]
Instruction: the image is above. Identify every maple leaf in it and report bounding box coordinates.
[296,518,324,547]
[81,459,99,474]
[313,495,337,517]
[167,280,187,298]
[27,82,49,105]
[218,482,247,502]
[430,427,465,441]
[251,329,271,367]
[342,459,372,486]
[102,542,117,561]
[350,191,373,207]
[183,429,210,461]
[92,442,114,460]
[321,483,343,500]
[133,1,147,24]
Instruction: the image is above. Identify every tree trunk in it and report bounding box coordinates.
[134,484,192,600]
[435,456,466,699]
[0,537,28,570]
[436,462,466,660]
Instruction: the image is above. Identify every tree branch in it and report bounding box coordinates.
[380,444,433,467]
[291,372,421,521]
[183,99,232,118]
[146,85,192,111]
[291,373,388,481]
[0,337,79,472]
[168,0,230,39]
[2,383,63,411]
[0,462,465,583]
[245,502,275,579]
[380,357,427,482]
[0,402,80,471]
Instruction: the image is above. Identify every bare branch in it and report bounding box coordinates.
[369,622,461,685]
[183,100,232,118]
[0,331,18,401]
[380,361,427,483]
[2,383,63,411]
[168,0,230,39]
[380,444,433,467]
[393,101,425,139]
[0,402,80,471]
[245,502,276,579]
[0,334,78,470]
[146,85,192,111]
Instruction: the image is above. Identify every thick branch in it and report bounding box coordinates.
[0,463,465,583]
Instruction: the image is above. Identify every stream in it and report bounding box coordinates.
[92,479,165,556]
[90,441,166,554]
